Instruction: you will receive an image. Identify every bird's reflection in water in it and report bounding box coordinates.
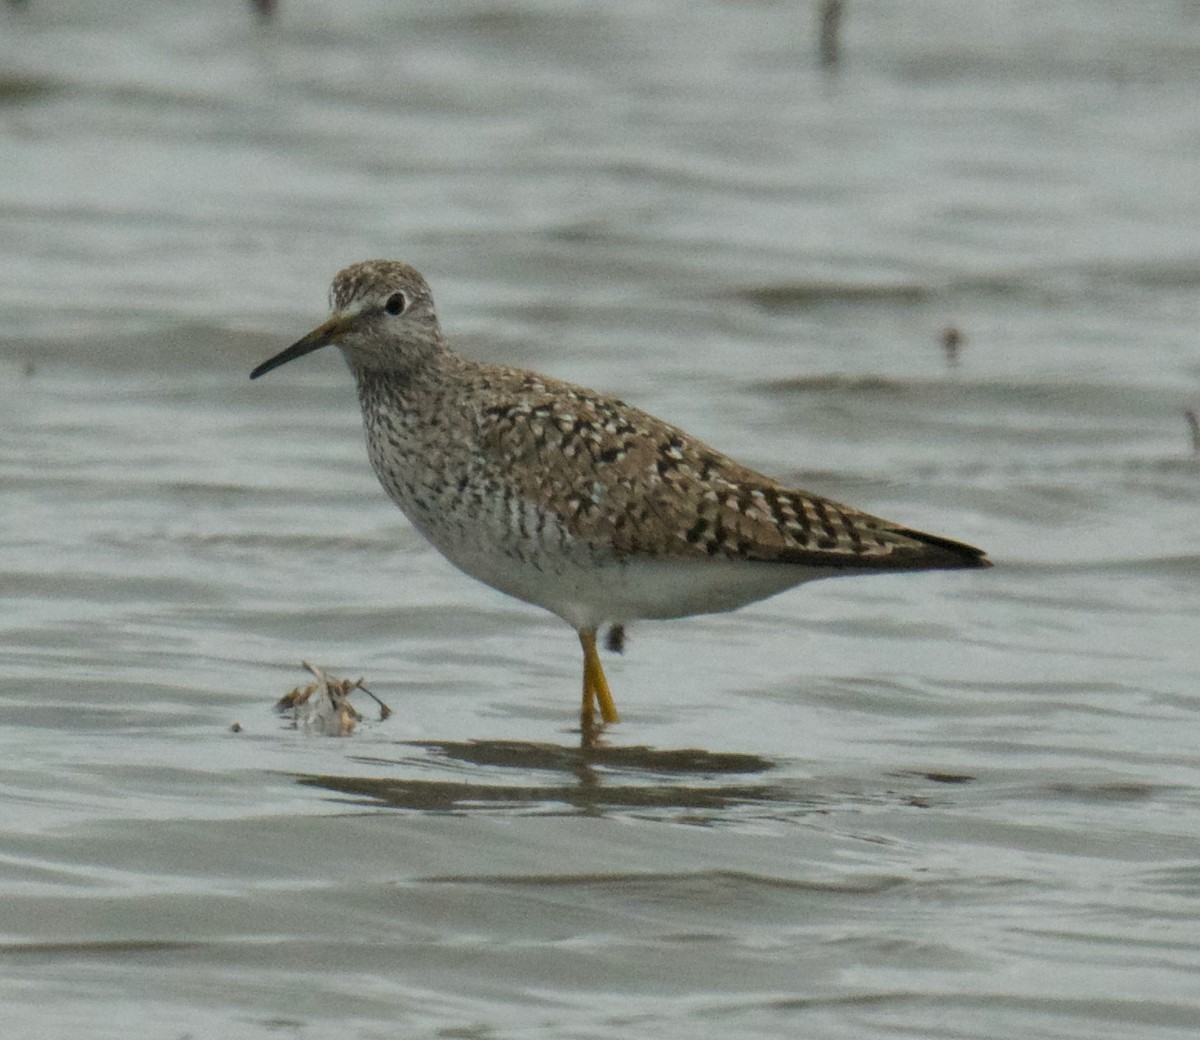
[291,740,817,818]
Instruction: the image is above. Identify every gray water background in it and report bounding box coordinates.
[2,1,1200,1037]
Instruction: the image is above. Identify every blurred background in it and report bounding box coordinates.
[2,2,1199,1038]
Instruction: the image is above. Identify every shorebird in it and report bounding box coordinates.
[251,261,990,743]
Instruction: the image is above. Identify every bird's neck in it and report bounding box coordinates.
[351,349,473,412]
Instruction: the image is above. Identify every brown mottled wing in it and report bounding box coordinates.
[476,372,990,572]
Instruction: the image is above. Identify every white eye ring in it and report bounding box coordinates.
[384,292,408,316]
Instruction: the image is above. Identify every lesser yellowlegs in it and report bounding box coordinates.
[251,261,990,743]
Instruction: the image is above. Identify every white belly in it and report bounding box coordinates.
[432,536,836,631]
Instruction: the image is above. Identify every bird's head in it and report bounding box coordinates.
[251,260,445,380]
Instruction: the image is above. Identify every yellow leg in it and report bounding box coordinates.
[578,628,620,729]
[580,644,596,731]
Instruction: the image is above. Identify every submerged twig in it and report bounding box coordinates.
[354,681,393,721]
[819,0,845,67]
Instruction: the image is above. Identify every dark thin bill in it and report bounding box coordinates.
[250,336,329,379]
[250,315,351,379]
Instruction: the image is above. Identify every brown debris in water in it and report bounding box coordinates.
[940,326,964,367]
[605,624,626,654]
[275,661,392,736]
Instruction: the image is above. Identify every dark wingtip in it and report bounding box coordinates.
[901,528,992,569]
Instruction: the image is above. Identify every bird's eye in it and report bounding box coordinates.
[384,292,408,316]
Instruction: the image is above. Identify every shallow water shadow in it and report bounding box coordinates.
[291,739,810,818]
[411,739,774,775]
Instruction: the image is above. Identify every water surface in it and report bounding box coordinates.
[2,2,1199,1037]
